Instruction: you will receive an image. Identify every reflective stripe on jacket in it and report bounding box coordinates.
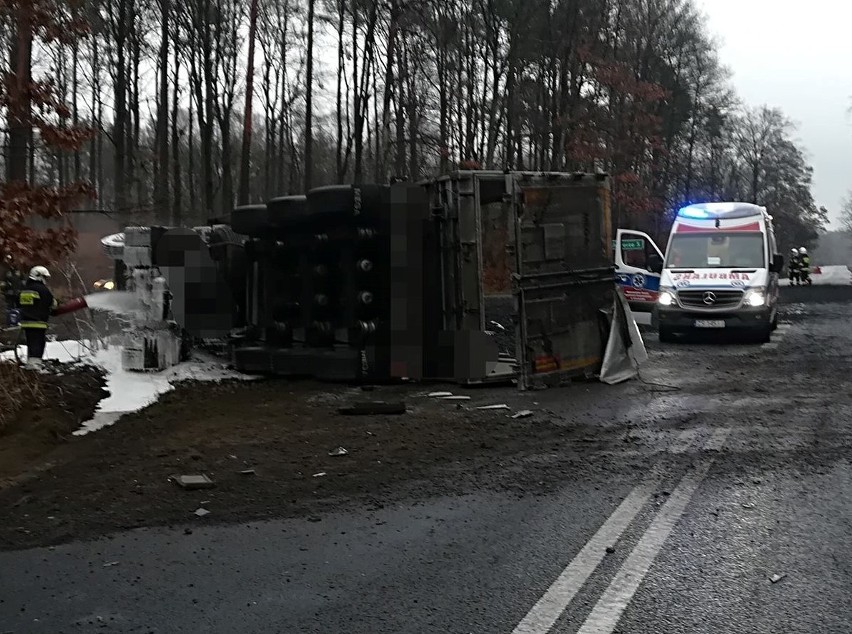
[18,280,56,329]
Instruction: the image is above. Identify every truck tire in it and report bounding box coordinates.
[267,195,308,229]
[231,204,269,237]
[658,326,675,343]
[306,184,389,220]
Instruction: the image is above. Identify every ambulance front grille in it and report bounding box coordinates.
[677,289,743,310]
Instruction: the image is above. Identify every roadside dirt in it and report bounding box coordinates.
[0,363,107,489]
[0,376,639,551]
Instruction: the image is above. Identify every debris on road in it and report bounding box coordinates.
[328,447,349,457]
[171,474,215,490]
[194,508,211,517]
[741,502,755,509]
[102,561,119,567]
[240,468,257,476]
[313,472,327,478]
[476,404,510,410]
[441,395,471,401]
[605,546,616,554]
[338,401,407,415]
[427,391,453,398]
[770,573,787,584]
[512,410,534,419]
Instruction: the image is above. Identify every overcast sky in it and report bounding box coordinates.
[700,0,852,225]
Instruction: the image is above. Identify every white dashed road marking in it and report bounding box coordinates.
[512,428,723,634]
[575,428,731,634]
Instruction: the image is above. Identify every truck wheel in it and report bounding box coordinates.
[306,184,389,220]
[231,204,269,237]
[267,195,308,229]
[658,326,675,343]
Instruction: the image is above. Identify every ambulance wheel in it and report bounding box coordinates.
[754,325,772,344]
[658,326,675,343]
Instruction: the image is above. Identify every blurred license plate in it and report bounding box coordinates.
[695,320,725,328]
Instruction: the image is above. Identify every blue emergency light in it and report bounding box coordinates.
[677,202,745,219]
[677,205,711,219]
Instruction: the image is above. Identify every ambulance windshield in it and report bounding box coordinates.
[665,233,765,269]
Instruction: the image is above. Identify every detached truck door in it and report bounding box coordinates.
[615,229,664,317]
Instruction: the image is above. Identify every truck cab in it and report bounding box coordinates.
[616,202,784,342]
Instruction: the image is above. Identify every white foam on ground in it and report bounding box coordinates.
[2,339,253,436]
[779,265,852,286]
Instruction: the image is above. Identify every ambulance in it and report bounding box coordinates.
[615,202,784,342]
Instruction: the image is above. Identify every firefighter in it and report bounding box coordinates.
[1,268,24,323]
[798,247,812,286]
[18,265,58,369]
[788,248,801,286]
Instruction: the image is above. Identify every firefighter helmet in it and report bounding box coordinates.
[28,265,50,281]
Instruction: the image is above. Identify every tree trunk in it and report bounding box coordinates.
[154,0,171,218]
[89,33,99,195]
[303,0,316,192]
[201,0,215,214]
[378,0,398,180]
[112,1,129,211]
[171,44,182,225]
[394,34,405,176]
[188,102,197,220]
[238,0,259,204]
[131,24,143,213]
[72,38,80,181]
[335,0,345,181]
[6,2,33,183]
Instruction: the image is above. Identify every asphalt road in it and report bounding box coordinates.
[2,291,852,633]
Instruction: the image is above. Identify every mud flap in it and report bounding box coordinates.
[600,289,648,384]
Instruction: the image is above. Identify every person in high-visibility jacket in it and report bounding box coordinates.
[798,247,812,285]
[18,266,58,368]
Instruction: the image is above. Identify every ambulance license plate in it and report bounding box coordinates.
[695,320,725,328]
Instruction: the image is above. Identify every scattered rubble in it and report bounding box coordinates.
[338,401,407,415]
[171,474,215,490]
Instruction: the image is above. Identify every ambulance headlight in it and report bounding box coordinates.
[744,288,766,307]
[657,288,676,306]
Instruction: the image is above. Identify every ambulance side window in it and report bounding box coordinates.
[623,248,648,269]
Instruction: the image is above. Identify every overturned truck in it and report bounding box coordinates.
[102,171,624,389]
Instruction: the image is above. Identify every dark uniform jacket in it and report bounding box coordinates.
[18,279,57,329]
[1,270,23,307]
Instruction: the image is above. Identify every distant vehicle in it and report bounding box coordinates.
[616,202,783,343]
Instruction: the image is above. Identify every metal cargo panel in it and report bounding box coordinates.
[512,174,614,389]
